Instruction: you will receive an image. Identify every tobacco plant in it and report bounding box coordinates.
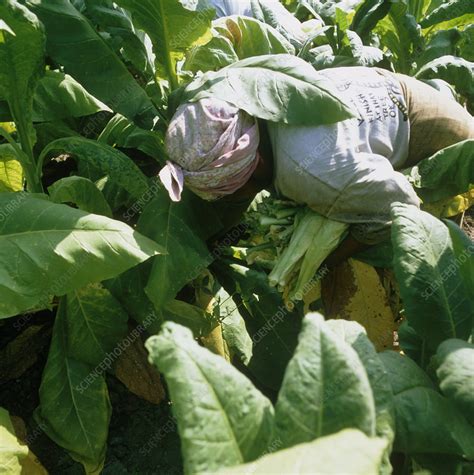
[0,0,473,474]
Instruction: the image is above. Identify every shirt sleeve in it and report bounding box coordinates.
[269,122,420,245]
[321,152,420,245]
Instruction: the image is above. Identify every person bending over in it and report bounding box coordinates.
[158,66,474,265]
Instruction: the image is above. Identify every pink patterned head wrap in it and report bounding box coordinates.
[159,98,260,202]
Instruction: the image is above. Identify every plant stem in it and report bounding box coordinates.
[14,116,43,193]
[0,126,42,193]
[2,97,43,193]
[165,57,179,91]
[157,0,179,91]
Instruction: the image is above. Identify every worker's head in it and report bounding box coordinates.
[159,98,261,202]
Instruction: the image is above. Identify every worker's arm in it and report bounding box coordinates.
[300,152,420,266]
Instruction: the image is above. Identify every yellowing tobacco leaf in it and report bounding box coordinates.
[0,122,15,134]
[322,259,396,351]
[0,408,47,475]
[112,329,166,405]
[0,325,51,382]
[422,186,474,218]
[303,279,322,314]
[0,144,23,192]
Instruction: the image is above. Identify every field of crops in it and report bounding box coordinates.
[0,0,473,474]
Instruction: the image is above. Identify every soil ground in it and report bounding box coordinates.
[0,313,183,475]
[462,207,474,240]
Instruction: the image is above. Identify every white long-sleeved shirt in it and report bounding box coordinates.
[206,0,253,17]
[268,67,420,244]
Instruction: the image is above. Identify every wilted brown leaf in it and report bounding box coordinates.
[381,269,403,324]
[113,330,165,405]
[303,280,322,314]
[322,259,396,351]
[194,270,228,359]
[201,324,227,359]
[0,325,51,381]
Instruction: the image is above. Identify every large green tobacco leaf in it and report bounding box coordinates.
[146,322,275,475]
[394,387,474,457]
[0,0,44,166]
[105,263,216,336]
[115,0,214,88]
[33,120,81,157]
[420,0,474,28]
[0,193,163,318]
[340,30,384,68]
[48,176,113,217]
[379,351,474,458]
[39,137,150,203]
[184,16,294,73]
[396,321,426,366]
[354,240,394,269]
[326,320,395,474]
[378,351,434,395]
[214,16,295,57]
[251,0,307,48]
[274,313,376,449]
[445,220,474,296]
[83,0,153,79]
[184,34,238,75]
[218,429,388,475]
[33,70,110,122]
[436,339,474,425]
[417,29,462,69]
[299,0,361,22]
[426,13,474,36]
[416,56,474,101]
[351,0,391,40]
[104,263,162,332]
[212,261,303,391]
[64,285,129,366]
[0,144,23,192]
[98,114,165,162]
[391,203,473,350]
[459,24,474,61]
[371,2,422,74]
[162,299,218,337]
[407,140,474,203]
[26,0,155,127]
[182,54,356,126]
[36,299,111,474]
[138,190,221,309]
[216,286,253,365]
